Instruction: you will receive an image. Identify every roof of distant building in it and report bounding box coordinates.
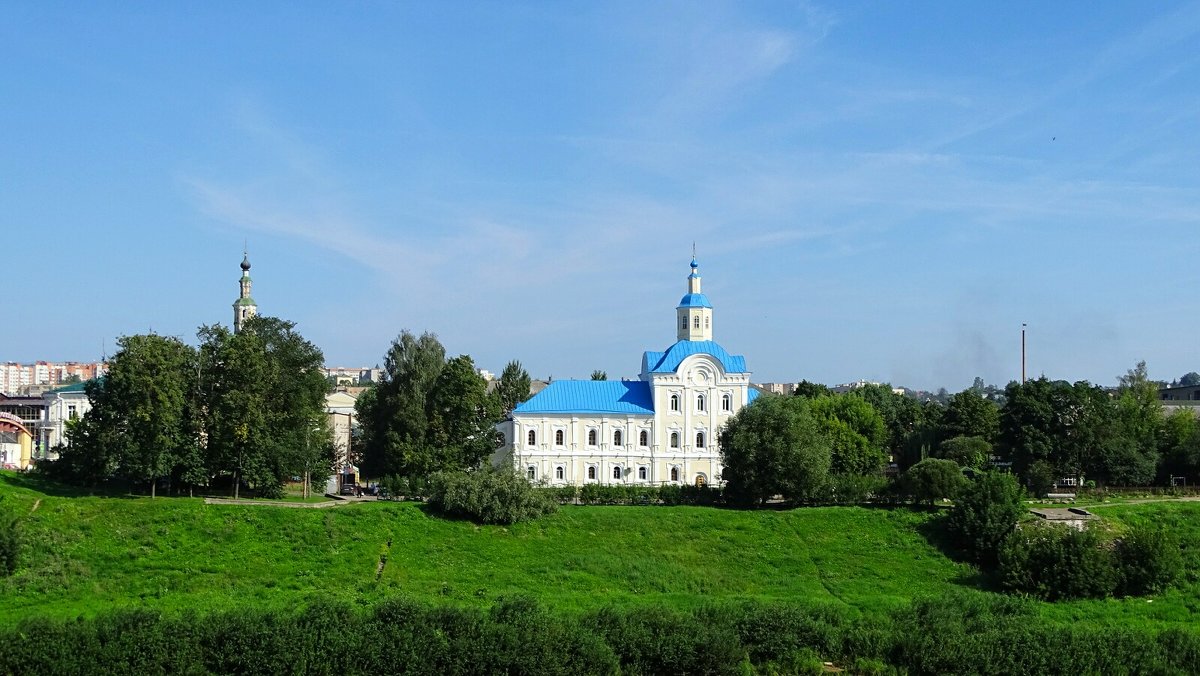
[642,340,747,375]
[513,380,654,415]
[46,380,92,395]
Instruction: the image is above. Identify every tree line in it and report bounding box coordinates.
[720,361,1200,505]
[44,317,330,499]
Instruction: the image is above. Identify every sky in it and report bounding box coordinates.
[3,1,1199,391]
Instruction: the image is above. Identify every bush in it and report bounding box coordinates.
[997,525,1120,600]
[946,471,1025,565]
[427,468,558,525]
[900,458,966,506]
[1116,525,1183,595]
[0,498,18,576]
[936,435,991,469]
[584,605,746,676]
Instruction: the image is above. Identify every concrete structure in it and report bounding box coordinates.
[321,367,383,386]
[1030,507,1098,531]
[0,412,34,469]
[233,252,258,332]
[495,257,759,487]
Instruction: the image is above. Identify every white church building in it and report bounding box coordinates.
[495,257,759,487]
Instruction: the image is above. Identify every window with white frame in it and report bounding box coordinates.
[587,429,598,446]
[555,429,564,446]
[613,429,623,446]
[670,394,679,411]
[555,466,565,480]
[639,430,649,447]
[670,466,680,482]
[612,465,622,479]
[670,432,679,448]
[693,316,700,329]
[722,393,731,411]
[587,465,597,480]
[526,429,536,446]
[638,466,647,480]
[527,466,536,480]
[696,431,706,448]
[697,394,706,412]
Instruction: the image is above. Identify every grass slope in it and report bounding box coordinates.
[2,471,1198,630]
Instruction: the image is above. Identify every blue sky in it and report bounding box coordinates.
[4,1,1199,390]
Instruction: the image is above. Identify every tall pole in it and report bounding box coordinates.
[1021,323,1027,384]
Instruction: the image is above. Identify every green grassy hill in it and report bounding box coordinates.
[2,471,1198,630]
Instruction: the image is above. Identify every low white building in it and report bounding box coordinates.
[495,257,759,487]
[42,380,93,452]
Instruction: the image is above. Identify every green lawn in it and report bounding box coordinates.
[2,471,1198,630]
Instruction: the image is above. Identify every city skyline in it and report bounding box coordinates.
[4,2,1199,390]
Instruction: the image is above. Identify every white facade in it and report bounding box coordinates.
[42,383,92,450]
[495,258,758,487]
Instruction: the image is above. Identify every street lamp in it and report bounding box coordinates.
[303,423,320,500]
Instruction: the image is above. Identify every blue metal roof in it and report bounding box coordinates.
[677,293,712,308]
[642,340,748,374]
[748,388,760,403]
[513,380,655,415]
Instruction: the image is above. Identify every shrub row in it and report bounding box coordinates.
[997,523,1185,600]
[426,469,558,525]
[3,594,1199,675]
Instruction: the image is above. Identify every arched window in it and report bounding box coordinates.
[706,316,710,328]
[587,466,597,480]
[614,430,623,446]
[670,432,679,448]
[722,393,732,411]
[670,466,680,482]
[587,429,597,446]
[638,466,647,480]
[696,431,706,448]
[613,465,622,479]
[697,394,706,412]
[555,429,564,446]
[693,316,700,329]
[526,430,536,446]
[639,430,648,447]
[527,466,536,480]
[555,466,564,480]
[670,394,679,411]
[680,316,687,330]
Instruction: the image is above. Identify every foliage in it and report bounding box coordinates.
[492,359,532,416]
[936,435,991,469]
[1180,372,1200,387]
[589,370,607,381]
[808,395,888,475]
[946,471,1026,565]
[719,396,832,505]
[849,384,925,470]
[358,332,500,480]
[0,498,17,576]
[791,380,830,398]
[1117,525,1184,596]
[997,525,1121,600]
[900,458,966,506]
[427,468,558,525]
[940,390,1000,443]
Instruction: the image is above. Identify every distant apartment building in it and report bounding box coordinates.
[0,361,107,395]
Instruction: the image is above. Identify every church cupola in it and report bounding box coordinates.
[233,250,258,333]
[676,255,713,341]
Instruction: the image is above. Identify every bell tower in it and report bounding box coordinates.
[675,256,713,342]
[233,251,258,332]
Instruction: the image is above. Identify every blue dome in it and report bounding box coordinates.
[677,293,712,308]
[690,258,699,269]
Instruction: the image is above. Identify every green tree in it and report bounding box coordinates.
[196,324,270,498]
[424,355,498,474]
[1179,372,1200,387]
[357,331,446,478]
[1158,409,1200,484]
[590,370,607,381]
[94,334,196,497]
[1117,525,1183,595]
[1000,378,1111,486]
[493,360,532,416]
[940,390,1000,443]
[792,380,830,398]
[719,396,832,505]
[902,458,967,506]
[946,471,1026,565]
[808,395,887,475]
[851,384,926,469]
[937,435,991,469]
